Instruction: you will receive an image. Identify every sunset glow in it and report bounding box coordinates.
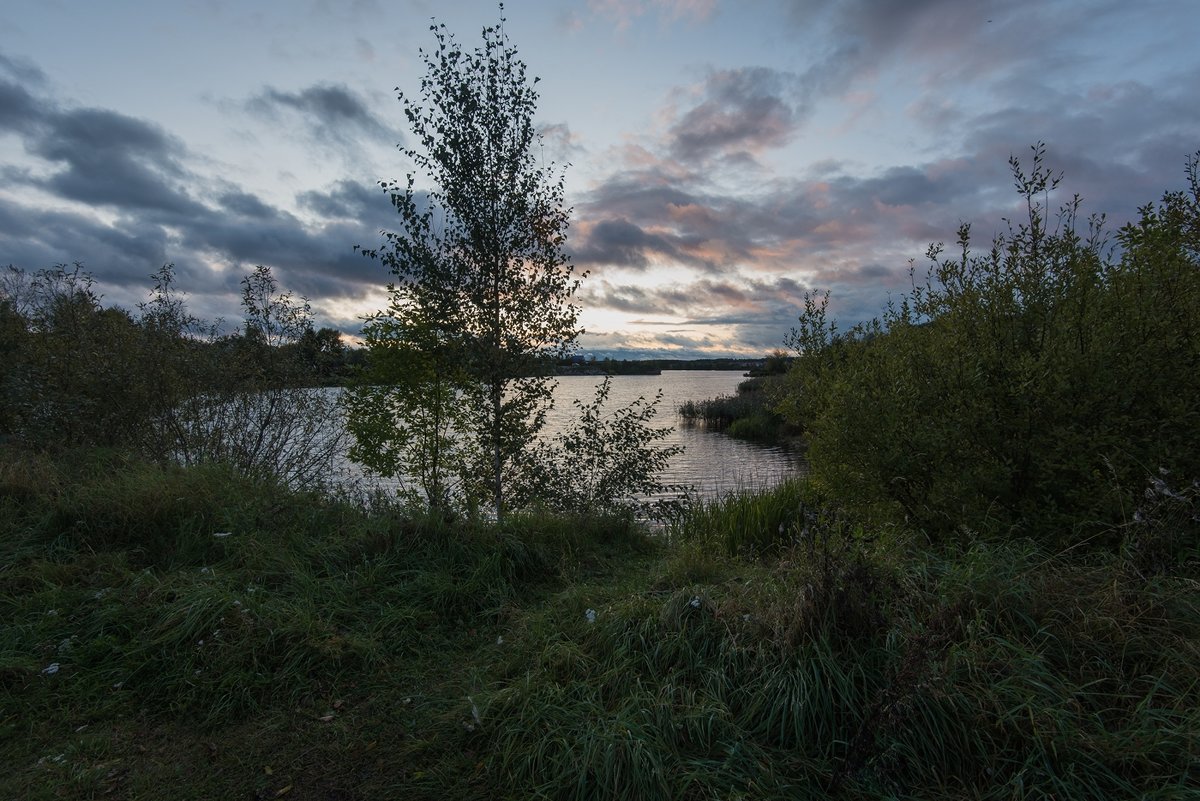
[1,1,1196,357]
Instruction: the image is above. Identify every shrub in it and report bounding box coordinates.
[780,146,1200,546]
[0,264,345,490]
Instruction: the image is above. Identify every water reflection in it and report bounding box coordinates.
[548,371,800,498]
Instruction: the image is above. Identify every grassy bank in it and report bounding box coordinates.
[2,453,1198,799]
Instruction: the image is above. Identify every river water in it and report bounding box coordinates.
[335,370,801,500]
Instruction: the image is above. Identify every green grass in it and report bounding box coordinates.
[2,451,1198,799]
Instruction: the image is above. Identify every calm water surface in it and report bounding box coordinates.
[337,370,801,500]
[547,371,800,498]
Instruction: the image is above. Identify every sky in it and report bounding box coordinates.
[1,0,1197,358]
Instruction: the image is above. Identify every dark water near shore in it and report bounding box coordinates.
[336,370,801,500]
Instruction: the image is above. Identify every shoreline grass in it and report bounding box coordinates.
[3,452,1197,799]
[677,376,797,445]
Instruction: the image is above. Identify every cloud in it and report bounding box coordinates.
[0,196,171,289]
[668,68,800,163]
[1,59,206,216]
[0,56,45,134]
[0,65,394,332]
[298,179,389,223]
[571,12,1200,338]
[555,9,585,32]
[571,157,980,279]
[31,108,206,215]
[589,0,717,29]
[247,83,394,149]
[578,273,818,355]
[538,122,586,163]
[584,274,809,320]
[0,52,46,86]
[572,218,682,269]
[783,0,1038,96]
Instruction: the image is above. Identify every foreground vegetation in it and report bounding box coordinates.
[781,146,1200,547]
[2,454,1197,799]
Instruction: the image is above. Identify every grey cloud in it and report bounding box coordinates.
[572,178,763,271]
[539,122,586,162]
[218,190,282,220]
[961,73,1200,223]
[573,158,992,276]
[0,74,43,134]
[583,275,811,322]
[579,274,818,355]
[669,67,800,163]
[33,108,204,215]
[249,83,394,147]
[572,218,682,269]
[0,56,397,335]
[0,195,173,302]
[784,0,1037,95]
[0,71,206,217]
[0,52,47,86]
[181,204,380,295]
[297,179,400,229]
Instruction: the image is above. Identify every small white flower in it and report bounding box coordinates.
[585,608,597,624]
[200,567,211,575]
[495,635,504,645]
[42,663,60,676]
[742,614,752,622]
[689,596,702,609]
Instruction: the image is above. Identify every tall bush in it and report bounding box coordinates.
[781,145,1200,544]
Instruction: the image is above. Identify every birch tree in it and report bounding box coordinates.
[350,10,582,517]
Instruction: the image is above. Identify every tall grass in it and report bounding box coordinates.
[672,479,811,555]
[0,449,648,725]
[480,485,1200,799]
[4,452,1198,799]
[678,376,790,444]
